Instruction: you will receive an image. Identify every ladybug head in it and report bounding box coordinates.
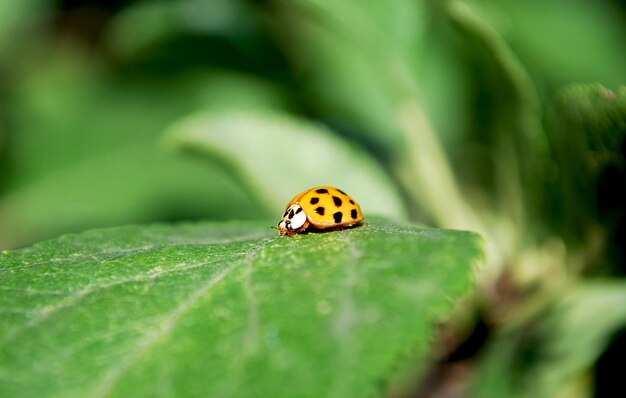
[278,203,306,234]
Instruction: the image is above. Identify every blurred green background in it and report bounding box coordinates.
[1,0,625,396]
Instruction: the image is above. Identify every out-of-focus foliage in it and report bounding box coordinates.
[547,85,626,267]
[165,110,407,218]
[493,0,626,88]
[1,0,625,396]
[474,281,626,398]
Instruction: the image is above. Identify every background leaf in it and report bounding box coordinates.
[0,144,258,249]
[445,0,549,237]
[165,110,408,219]
[262,0,427,154]
[546,84,626,272]
[494,0,626,88]
[0,219,483,397]
[0,44,290,249]
[0,0,47,53]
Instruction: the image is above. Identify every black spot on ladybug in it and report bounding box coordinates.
[288,209,294,219]
[349,199,355,205]
[337,189,346,195]
[315,207,325,216]
[351,209,357,219]
[333,212,343,223]
[332,196,342,207]
[310,197,319,205]
[295,207,302,214]
[315,188,329,194]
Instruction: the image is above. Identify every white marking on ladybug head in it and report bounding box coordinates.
[290,204,306,229]
[279,203,306,231]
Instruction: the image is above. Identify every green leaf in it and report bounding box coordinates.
[165,111,408,219]
[0,219,483,397]
[473,281,626,398]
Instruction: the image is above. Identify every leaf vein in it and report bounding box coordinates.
[0,255,244,346]
[89,238,273,398]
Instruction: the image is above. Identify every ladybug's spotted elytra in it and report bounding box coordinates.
[276,186,363,236]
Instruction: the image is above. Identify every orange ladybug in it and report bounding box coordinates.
[276,186,363,236]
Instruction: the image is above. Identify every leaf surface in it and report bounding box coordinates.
[0,219,482,397]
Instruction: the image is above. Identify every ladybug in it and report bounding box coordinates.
[276,186,363,236]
